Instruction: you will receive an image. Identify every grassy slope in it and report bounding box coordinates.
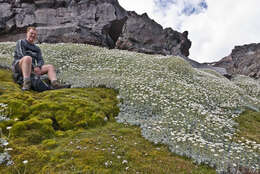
[0,69,216,174]
[0,42,259,173]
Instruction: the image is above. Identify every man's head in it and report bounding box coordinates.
[26,27,37,44]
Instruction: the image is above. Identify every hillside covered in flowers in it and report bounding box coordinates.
[0,43,259,174]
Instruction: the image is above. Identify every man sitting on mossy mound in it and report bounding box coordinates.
[11,26,70,91]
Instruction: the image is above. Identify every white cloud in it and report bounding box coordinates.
[118,1,155,15]
[118,0,260,63]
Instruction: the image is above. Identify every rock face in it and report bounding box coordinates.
[115,12,191,56]
[0,0,191,57]
[213,43,260,78]
[0,0,128,48]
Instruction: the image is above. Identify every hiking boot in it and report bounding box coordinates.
[51,80,71,89]
[22,78,31,91]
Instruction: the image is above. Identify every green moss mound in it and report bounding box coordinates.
[10,118,55,144]
[0,69,119,144]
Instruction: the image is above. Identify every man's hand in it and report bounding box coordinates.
[34,67,41,75]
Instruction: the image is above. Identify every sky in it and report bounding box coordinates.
[118,0,260,63]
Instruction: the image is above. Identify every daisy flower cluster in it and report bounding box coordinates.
[0,103,13,166]
[0,103,10,121]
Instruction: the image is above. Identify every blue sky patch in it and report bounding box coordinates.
[154,0,208,16]
[199,1,208,9]
[154,0,177,9]
[181,1,208,16]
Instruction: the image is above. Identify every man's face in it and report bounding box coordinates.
[26,29,37,43]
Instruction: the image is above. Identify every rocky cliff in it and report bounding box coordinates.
[213,43,260,78]
[115,11,191,56]
[0,0,191,57]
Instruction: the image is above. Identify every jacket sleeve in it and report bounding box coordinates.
[15,40,25,59]
[36,49,44,68]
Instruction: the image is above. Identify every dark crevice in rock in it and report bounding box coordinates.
[35,0,68,9]
[0,21,5,34]
[53,0,68,8]
[20,0,34,3]
[94,15,99,22]
[105,16,127,48]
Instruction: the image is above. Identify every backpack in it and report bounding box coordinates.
[12,72,51,92]
[30,73,51,92]
[12,72,23,85]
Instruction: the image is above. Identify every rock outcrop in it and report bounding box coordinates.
[213,43,260,78]
[115,12,191,56]
[0,0,128,48]
[0,0,191,57]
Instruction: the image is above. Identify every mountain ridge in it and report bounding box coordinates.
[211,43,260,79]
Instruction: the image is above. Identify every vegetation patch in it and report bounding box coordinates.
[0,42,260,173]
[235,110,260,144]
[0,69,217,174]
